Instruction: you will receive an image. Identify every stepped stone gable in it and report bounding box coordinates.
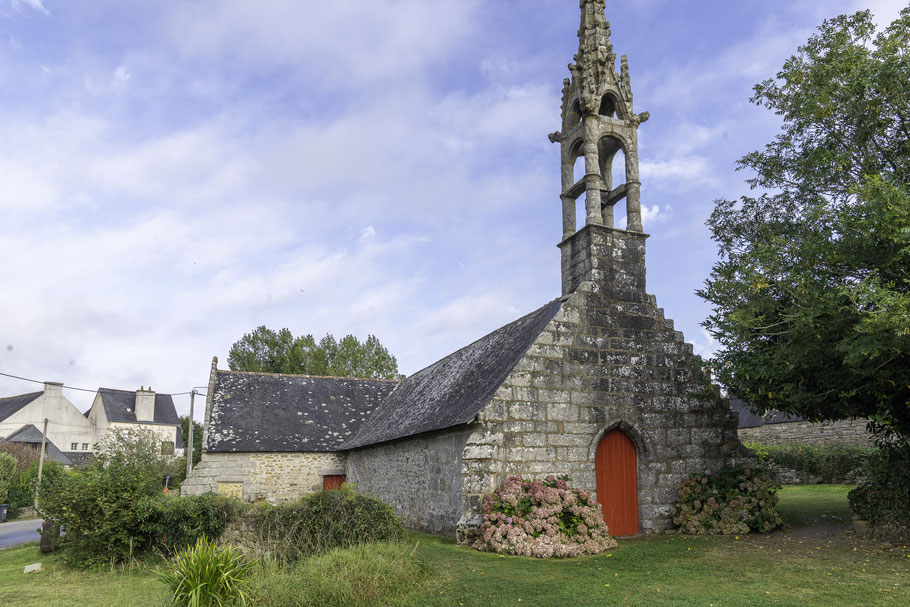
[455,225,745,540]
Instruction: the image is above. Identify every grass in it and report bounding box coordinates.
[0,543,165,606]
[1,485,907,607]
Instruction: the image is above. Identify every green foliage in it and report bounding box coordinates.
[698,8,910,443]
[158,536,256,607]
[5,460,64,519]
[243,486,404,562]
[36,426,229,568]
[848,443,910,530]
[138,493,234,555]
[674,464,783,535]
[248,542,430,607]
[37,457,161,567]
[227,326,400,380]
[744,442,876,483]
[0,451,16,503]
[179,415,203,466]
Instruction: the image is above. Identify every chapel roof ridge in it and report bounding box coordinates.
[217,368,400,383]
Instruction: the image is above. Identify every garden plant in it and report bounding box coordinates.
[473,475,617,558]
[673,464,783,535]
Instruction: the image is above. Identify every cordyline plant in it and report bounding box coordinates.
[473,475,617,558]
[673,464,783,535]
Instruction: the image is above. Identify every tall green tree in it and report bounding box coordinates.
[699,8,910,443]
[227,326,400,380]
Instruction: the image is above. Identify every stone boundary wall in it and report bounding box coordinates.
[346,427,473,538]
[181,451,346,503]
[738,419,872,447]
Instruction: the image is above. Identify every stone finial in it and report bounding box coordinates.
[575,0,616,114]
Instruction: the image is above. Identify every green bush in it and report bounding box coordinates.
[244,486,404,562]
[673,464,783,535]
[248,542,429,607]
[6,461,64,519]
[36,426,231,568]
[38,457,162,567]
[744,442,876,482]
[849,444,910,530]
[139,493,235,555]
[0,451,16,504]
[158,536,256,607]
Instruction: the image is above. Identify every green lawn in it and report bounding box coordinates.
[1,485,907,607]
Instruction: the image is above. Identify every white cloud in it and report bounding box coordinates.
[0,0,49,17]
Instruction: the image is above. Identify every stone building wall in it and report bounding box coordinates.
[456,225,748,541]
[346,427,473,537]
[181,451,346,503]
[738,419,872,446]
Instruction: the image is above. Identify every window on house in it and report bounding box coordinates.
[82,443,89,451]
[71,442,78,451]
[161,441,175,455]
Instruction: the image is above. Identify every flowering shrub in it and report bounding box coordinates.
[673,464,783,535]
[473,475,617,558]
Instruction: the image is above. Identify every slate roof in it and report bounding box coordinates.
[1,424,73,466]
[0,391,42,422]
[205,371,398,452]
[65,452,96,467]
[344,298,563,449]
[729,398,803,429]
[97,388,180,426]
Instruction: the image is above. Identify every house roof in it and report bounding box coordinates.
[1,424,73,466]
[729,398,803,429]
[344,298,563,449]
[96,388,184,448]
[205,371,398,452]
[0,391,42,423]
[97,388,180,426]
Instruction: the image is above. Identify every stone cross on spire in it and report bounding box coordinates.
[549,0,650,237]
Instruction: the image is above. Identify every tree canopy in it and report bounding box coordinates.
[227,326,400,380]
[699,8,910,443]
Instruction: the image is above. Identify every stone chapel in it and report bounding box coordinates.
[182,0,747,541]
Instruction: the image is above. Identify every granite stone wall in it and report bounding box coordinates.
[346,427,473,537]
[181,451,346,503]
[456,224,749,542]
[738,419,872,447]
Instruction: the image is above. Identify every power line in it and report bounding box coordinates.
[0,370,203,398]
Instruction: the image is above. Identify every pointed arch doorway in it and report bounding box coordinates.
[595,429,639,536]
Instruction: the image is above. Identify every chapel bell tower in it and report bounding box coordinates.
[550,0,651,296]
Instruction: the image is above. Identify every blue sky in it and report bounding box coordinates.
[1,0,906,417]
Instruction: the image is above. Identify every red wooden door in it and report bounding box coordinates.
[595,430,639,535]
[323,475,345,491]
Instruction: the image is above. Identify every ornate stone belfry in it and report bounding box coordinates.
[549,0,649,239]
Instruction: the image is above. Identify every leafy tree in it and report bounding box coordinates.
[698,8,910,443]
[227,326,400,379]
[179,415,203,466]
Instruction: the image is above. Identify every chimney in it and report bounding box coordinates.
[136,387,155,422]
[43,381,64,399]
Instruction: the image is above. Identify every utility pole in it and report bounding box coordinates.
[185,389,196,479]
[37,417,49,482]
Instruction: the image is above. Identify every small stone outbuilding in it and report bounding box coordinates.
[184,0,748,541]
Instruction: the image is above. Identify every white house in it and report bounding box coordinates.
[0,382,95,457]
[85,387,184,455]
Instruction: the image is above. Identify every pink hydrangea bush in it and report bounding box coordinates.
[472,475,617,558]
[673,464,783,535]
